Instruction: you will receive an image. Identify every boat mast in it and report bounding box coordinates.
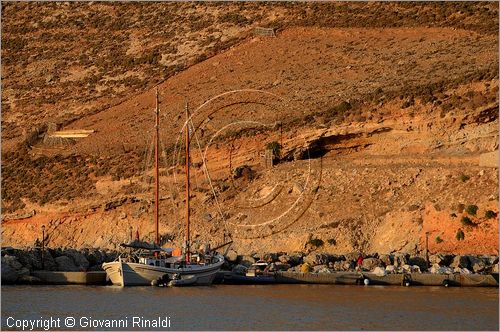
[154,88,160,246]
[185,102,191,262]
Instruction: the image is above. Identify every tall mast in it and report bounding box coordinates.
[154,87,160,246]
[185,102,191,262]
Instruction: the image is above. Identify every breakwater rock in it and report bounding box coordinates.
[2,247,498,284]
[224,251,499,276]
[1,247,118,284]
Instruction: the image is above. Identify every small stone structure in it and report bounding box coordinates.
[254,27,276,37]
[479,150,498,168]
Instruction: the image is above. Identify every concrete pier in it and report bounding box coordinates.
[17,271,500,287]
[274,271,499,287]
[32,271,107,285]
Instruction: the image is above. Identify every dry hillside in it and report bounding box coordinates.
[1,2,499,255]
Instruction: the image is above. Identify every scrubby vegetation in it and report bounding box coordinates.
[465,204,478,216]
[1,150,95,211]
[435,236,443,244]
[0,148,148,212]
[485,210,497,219]
[461,216,473,226]
[307,238,324,248]
[233,165,255,181]
[460,174,470,182]
[456,229,465,241]
[2,1,498,141]
[1,2,499,212]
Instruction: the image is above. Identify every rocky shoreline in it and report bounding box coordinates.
[224,250,499,277]
[2,247,498,284]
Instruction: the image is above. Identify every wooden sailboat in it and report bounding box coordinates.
[103,89,224,286]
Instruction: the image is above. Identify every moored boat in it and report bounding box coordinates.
[103,90,225,286]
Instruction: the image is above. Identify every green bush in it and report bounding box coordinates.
[485,210,496,219]
[233,165,255,180]
[266,141,281,157]
[465,205,478,216]
[327,238,336,245]
[456,229,465,241]
[461,216,473,226]
[435,236,443,244]
[460,174,470,182]
[307,238,324,247]
[334,101,352,113]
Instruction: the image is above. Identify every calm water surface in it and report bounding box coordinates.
[2,284,498,330]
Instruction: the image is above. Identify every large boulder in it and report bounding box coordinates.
[1,263,19,283]
[333,261,344,271]
[231,264,248,275]
[429,254,453,266]
[385,265,396,274]
[343,252,359,264]
[379,254,392,267]
[238,255,256,267]
[430,264,453,274]
[85,249,105,266]
[103,251,118,262]
[303,253,330,266]
[278,253,303,266]
[63,249,89,270]
[372,266,386,276]
[401,264,412,273]
[1,255,30,282]
[409,256,428,271]
[450,255,470,269]
[14,249,57,271]
[453,267,471,274]
[55,256,80,272]
[312,264,328,273]
[393,253,409,267]
[262,253,278,263]
[361,258,382,271]
[468,256,486,273]
[1,256,21,283]
[274,263,290,271]
[343,261,355,271]
[2,255,23,270]
[224,250,238,263]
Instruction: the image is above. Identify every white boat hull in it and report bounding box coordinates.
[103,255,224,287]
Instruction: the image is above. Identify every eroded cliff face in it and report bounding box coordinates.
[2,12,498,255]
[2,79,498,255]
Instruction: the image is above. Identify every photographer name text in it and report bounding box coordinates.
[5,316,171,330]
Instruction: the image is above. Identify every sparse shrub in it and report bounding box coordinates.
[456,229,465,241]
[435,236,443,244]
[465,205,478,216]
[460,174,470,182]
[334,101,352,113]
[401,97,415,108]
[266,141,281,158]
[327,238,336,245]
[307,238,324,247]
[485,210,496,219]
[450,213,457,218]
[461,216,473,226]
[233,165,255,180]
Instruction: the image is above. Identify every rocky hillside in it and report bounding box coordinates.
[1,2,498,256]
